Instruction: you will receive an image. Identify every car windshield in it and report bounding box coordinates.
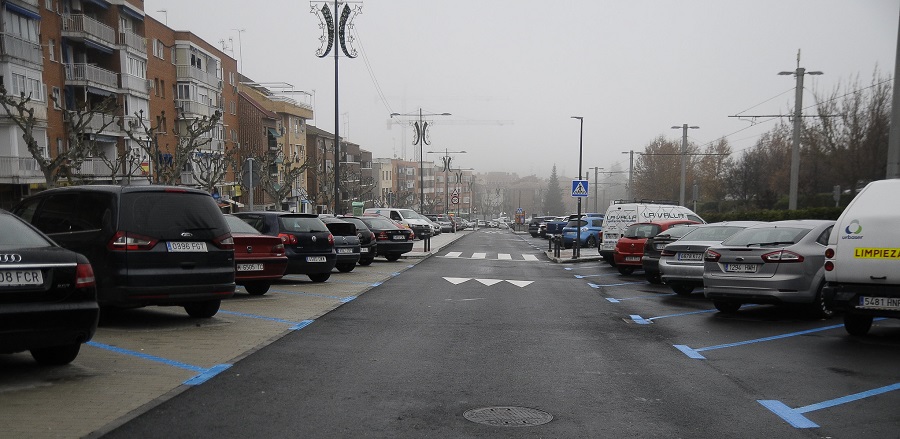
[341,218,369,231]
[0,214,52,249]
[279,216,330,233]
[623,223,661,239]
[679,226,748,242]
[722,227,812,247]
[224,215,262,234]
[399,209,423,220]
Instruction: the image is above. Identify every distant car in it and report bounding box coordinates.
[614,219,701,275]
[337,216,377,266]
[0,209,99,365]
[658,221,764,295]
[543,216,569,238]
[320,216,362,272]
[561,214,604,248]
[642,224,700,284]
[528,216,551,237]
[13,185,235,318]
[703,220,835,317]
[234,212,336,282]
[358,216,414,261]
[223,215,288,296]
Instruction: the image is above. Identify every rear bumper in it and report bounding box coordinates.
[286,253,337,275]
[0,301,99,353]
[106,283,236,307]
[376,241,414,256]
[824,283,900,318]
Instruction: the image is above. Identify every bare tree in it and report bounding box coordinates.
[257,149,312,208]
[191,148,235,194]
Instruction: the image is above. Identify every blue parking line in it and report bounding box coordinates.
[268,289,355,301]
[604,292,676,303]
[575,272,621,279]
[631,309,716,324]
[674,323,846,359]
[589,281,648,289]
[759,382,900,428]
[87,341,230,386]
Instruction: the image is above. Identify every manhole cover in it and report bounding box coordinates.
[463,406,553,427]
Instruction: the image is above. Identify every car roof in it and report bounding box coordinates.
[239,211,319,218]
[33,184,210,196]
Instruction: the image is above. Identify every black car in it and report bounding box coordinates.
[528,216,551,237]
[0,209,99,365]
[337,215,377,266]
[13,186,235,318]
[357,216,414,261]
[641,224,699,284]
[320,216,361,272]
[234,212,336,282]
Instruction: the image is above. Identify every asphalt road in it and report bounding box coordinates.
[101,230,900,438]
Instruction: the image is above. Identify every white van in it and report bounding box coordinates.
[824,179,900,336]
[363,208,432,238]
[599,201,705,265]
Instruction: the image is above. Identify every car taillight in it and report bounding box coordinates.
[328,234,334,245]
[761,250,804,263]
[824,261,834,271]
[75,263,95,288]
[107,231,157,251]
[704,249,721,262]
[824,248,835,259]
[410,231,415,239]
[278,233,298,245]
[661,249,676,257]
[376,232,388,241]
[273,243,285,256]
[213,233,234,250]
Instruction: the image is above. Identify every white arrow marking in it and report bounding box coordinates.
[475,279,503,286]
[443,277,470,285]
[506,280,534,288]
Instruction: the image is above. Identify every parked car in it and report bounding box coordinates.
[658,221,764,295]
[600,201,705,266]
[703,220,835,317]
[320,216,362,272]
[337,216,377,266]
[614,219,701,275]
[234,212,336,282]
[543,216,569,238]
[358,215,414,261]
[642,224,700,284]
[528,216,550,237]
[13,185,235,318]
[561,213,604,249]
[222,214,288,296]
[364,208,432,239]
[0,209,99,365]
[824,179,900,335]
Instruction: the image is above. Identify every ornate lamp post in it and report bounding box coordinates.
[390,109,451,212]
[427,148,466,214]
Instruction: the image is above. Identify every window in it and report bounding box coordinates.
[127,57,146,78]
[230,101,236,115]
[11,72,44,102]
[171,48,175,64]
[177,83,191,100]
[45,0,53,9]
[51,87,60,109]
[3,11,39,43]
[160,80,165,98]
[153,39,165,59]
[48,39,56,61]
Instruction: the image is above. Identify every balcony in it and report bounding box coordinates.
[176,65,221,89]
[176,99,215,118]
[0,156,43,184]
[118,30,146,55]
[120,73,150,97]
[0,33,42,66]
[71,157,116,178]
[65,63,118,92]
[61,14,116,50]
[84,114,122,136]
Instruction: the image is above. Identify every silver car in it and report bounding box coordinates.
[659,221,764,295]
[703,220,835,317]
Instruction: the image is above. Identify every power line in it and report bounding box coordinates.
[352,28,393,116]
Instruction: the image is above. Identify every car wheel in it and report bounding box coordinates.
[358,257,374,266]
[617,265,635,275]
[385,254,401,262]
[843,313,873,336]
[530,233,538,238]
[308,272,331,282]
[336,263,356,273]
[243,282,271,296]
[805,283,834,319]
[184,300,221,318]
[713,301,741,313]
[646,272,662,284]
[30,344,81,366]
[670,284,694,296]
[585,235,597,248]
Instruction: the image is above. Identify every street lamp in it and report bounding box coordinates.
[671,124,699,206]
[779,52,822,210]
[427,148,466,215]
[571,116,584,259]
[390,109,451,213]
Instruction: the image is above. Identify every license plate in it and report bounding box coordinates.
[654,243,666,250]
[678,252,703,261]
[725,263,758,273]
[307,256,327,263]
[337,248,354,254]
[360,247,369,253]
[0,270,43,286]
[237,263,263,272]
[167,242,207,252]
[625,256,641,262]
[392,235,406,241]
[859,296,900,309]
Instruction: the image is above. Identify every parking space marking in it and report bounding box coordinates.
[630,309,716,324]
[759,382,900,428]
[87,341,231,386]
[575,272,621,279]
[269,289,357,302]
[587,281,648,289]
[603,292,676,303]
[218,310,318,329]
[673,323,845,359]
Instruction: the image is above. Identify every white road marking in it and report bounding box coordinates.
[506,280,534,288]
[445,252,462,258]
[475,279,504,286]
[522,254,539,261]
[472,252,487,259]
[498,254,512,260]
[443,277,470,284]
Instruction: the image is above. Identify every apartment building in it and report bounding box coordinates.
[237,88,277,209]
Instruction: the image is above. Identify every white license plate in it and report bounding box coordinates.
[337,248,354,254]
[654,243,666,250]
[307,256,327,263]
[167,242,207,252]
[0,270,43,286]
[725,263,758,273]
[678,252,703,261]
[237,263,263,272]
[859,296,900,309]
[392,235,406,241]
[625,256,641,262]
[360,247,369,253]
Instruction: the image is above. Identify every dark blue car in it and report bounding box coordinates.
[561,213,604,249]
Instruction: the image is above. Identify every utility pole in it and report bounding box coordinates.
[622,150,636,200]
[888,13,900,178]
[779,50,822,210]
[671,124,699,207]
[588,166,603,212]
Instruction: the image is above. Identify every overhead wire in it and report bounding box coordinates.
[352,27,393,116]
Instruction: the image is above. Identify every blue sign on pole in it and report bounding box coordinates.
[571,180,589,197]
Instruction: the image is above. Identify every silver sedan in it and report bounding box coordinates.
[702,220,835,317]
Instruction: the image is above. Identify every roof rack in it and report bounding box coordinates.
[611,199,679,206]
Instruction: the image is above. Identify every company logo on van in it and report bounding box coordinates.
[842,219,863,240]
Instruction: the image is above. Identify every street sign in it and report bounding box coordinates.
[571,180,588,197]
[451,194,460,204]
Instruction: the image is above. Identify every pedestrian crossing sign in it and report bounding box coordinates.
[571,179,589,197]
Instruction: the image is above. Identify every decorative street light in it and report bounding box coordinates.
[390,109,451,213]
[671,124,699,207]
[427,148,466,215]
[571,116,584,259]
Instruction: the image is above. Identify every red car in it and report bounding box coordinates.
[224,214,288,295]
[614,219,701,275]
